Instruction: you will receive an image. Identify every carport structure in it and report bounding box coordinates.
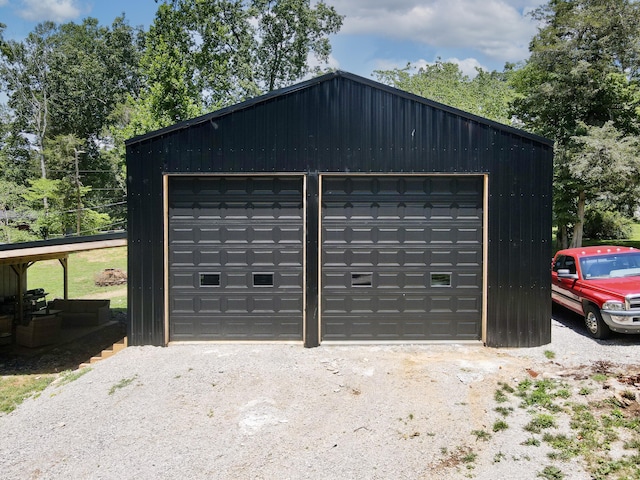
[126,71,553,348]
[0,233,127,323]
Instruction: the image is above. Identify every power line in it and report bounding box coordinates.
[59,201,127,215]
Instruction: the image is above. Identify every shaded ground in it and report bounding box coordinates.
[0,311,127,375]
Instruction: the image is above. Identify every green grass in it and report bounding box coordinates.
[27,246,127,309]
[554,222,640,252]
[108,375,138,395]
[582,222,640,249]
[0,375,56,414]
[497,376,640,480]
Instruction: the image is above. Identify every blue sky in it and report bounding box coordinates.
[0,0,546,78]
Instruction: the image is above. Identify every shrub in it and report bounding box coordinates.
[584,208,632,240]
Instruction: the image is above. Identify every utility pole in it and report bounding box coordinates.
[73,147,85,236]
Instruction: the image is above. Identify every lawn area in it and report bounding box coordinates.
[27,246,127,309]
[554,222,640,251]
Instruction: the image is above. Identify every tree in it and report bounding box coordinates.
[0,22,58,184]
[48,17,143,140]
[253,0,343,92]
[510,0,640,247]
[134,0,343,132]
[562,122,640,245]
[1,17,141,240]
[375,60,517,125]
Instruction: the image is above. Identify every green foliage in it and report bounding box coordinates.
[56,368,91,388]
[537,466,564,479]
[523,437,541,447]
[517,379,569,413]
[128,0,343,137]
[493,420,509,432]
[471,429,491,441]
[524,413,556,433]
[108,375,138,395]
[511,0,640,248]
[494,406,513,417]
[584,206,633,240]
[253,0,344,91]
[0,17,140,239]
[375,60,516,124]
[0,2,343,235]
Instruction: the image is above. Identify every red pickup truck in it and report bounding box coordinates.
[552,246,640,338]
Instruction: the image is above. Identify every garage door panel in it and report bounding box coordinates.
[169,176,303,341]
[322,175,483,341]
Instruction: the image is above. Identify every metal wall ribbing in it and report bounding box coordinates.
[126,71,553,348]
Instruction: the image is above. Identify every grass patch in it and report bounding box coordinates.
[27,246,127,309]
[0,375,56,413]
[471,429,491,441]
[56,368,91,388]
[517,379,568,412]
[108,375,138,395]
[524,413,556,433]
[591,373,608,382]
[494,405,513,417]
[537,465,564,479]
[544,350,556,359]
[522,437,541,447]
[493,420,509,432]
[498,373,640,479]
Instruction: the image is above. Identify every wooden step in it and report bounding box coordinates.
[78,336,127,368]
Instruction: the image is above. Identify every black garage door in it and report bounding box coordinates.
[321,176,483,341]
[168,176,304,341]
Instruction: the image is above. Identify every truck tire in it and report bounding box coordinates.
[584,305,611,339]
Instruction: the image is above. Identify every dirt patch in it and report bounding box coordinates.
[94,268,127,287]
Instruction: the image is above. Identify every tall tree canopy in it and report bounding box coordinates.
[510,0,640,247]
[0,1,343,242]
[133,0,343,130]
[374,60,517,125]
[0,16,143,239]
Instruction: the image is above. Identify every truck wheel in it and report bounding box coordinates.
[584,305,611,339]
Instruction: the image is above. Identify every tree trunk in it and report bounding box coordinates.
[557,223,569,250]
[570,190,586,248]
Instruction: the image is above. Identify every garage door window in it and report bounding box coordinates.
[351,272,373,287]
[199,273,220,287]
[253,273,274,287]
[430,273,452,287]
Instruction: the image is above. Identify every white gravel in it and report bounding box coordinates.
[1,314,638,480]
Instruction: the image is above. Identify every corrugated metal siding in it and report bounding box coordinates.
[127,136,167,346]
[126,71,553,348]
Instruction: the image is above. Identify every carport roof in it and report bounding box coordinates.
[0,232,127,265]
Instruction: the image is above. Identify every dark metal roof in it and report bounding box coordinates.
[125,70,553,147]
[0,231,127,255]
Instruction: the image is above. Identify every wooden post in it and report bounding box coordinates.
[10,263,27,324]
[59,257,68,299]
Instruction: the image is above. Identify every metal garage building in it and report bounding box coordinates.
[126,71,553,348]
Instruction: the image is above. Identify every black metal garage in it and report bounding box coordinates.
[126,70,553,348]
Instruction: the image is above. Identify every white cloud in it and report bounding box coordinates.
[17,0,85,23]
[327,0,546,62]
[0,0,9,8]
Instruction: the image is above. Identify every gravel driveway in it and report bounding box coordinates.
[1,308,639,480]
